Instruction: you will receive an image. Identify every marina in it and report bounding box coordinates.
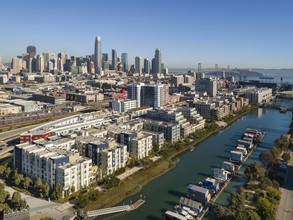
[106,107,291,220]
[164,128,266,220]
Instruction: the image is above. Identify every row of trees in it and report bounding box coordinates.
[0,163,63,200]
[260,134,292,168]
[0,183,27,213]
[215,162,281,220]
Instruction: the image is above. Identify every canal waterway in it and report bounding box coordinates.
[101,106,291,220]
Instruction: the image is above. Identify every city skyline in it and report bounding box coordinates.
[0,0,293,69]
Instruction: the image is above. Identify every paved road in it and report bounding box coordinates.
[277,153,293,220]
[0,124,41,141]
[1,180,76,219]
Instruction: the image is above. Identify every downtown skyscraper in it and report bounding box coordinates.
[154,48,161,74]
[94,36,102,73]
[121,53,128,72]
[112,49,117,71]
[135,56,142,74]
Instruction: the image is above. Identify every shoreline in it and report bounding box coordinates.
[83,106,258,212]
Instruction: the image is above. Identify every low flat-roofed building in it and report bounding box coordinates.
[20,113,112,143]
[32,93,66,105]
[0,103,22,116]
[66,92,104,103]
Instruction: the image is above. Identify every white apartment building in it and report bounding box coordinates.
[130,133,153,159]
[56,156,92,196]
[110,99,137,113]
[14,138,93,196]
[99,144,128,176]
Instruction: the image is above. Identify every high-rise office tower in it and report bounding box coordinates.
[198,63,202,72]
[112,49,117,71]
[121,53,128,72]
[135,56,142,74]
[151,58,155,74]
[94,36,102,73]
[57,58,63,72]
[58,53,66,65]
[154,48,162,75]
[27,45,36,58]
[102,53,108,62]
[141,84,165,109]
[36,54,44,72]
[102,53,109,70]
[11,57,23,74]
[195,78,217,97]
[31,57,37,72]
[144,58,150,74]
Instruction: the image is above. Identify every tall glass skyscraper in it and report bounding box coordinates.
[121,53,128,72]
[94,36,102,73]
[135,56,142,73]
[27,45,36,58]
[144,58,150,73]
[112,49,117,70]
[154,48,161,75]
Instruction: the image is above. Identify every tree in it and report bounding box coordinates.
[271,146,281,161]
[244,162,265,180]
[71,185,75,193]
[4,166,11,179]
[0,183,5,191]
[34,178,43,197]
[214,206,235,220]
[266,187,281,206]
[0,188,10,203]
[236,209,261,220]
[12,170,23,186]
[34,178,42,190]
[230,192,246,212]
[282,152,291,162]
[260,151,274,167]
[18,199,27,210]
[0,164,8,176]
[105,175,120,189]
[11,192,21,205]
[22,176,32,189]
[53,184,63,199]
[260,177,273,190]
[42,183,50,198]
[256,197,275,220]
[77,194,89,208]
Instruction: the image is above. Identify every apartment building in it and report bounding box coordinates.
[14,138,92,196]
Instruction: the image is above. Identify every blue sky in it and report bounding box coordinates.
[0,0,292,69]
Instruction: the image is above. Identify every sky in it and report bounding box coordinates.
[0,0,293,69]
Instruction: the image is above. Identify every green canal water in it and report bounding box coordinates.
[98,106,291,220]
